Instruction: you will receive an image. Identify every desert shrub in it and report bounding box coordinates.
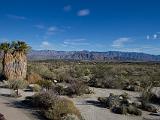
[24,91,81,120]
[31,91,57,109]
[38,79,54,90]
[8,79,28,96]
[28,61,160,90]
[65,81,90,96]
[53,67,72,82]
[27,91,81,120]
[127,105,142,116]
[28,64,56,80]
[88,65,123,89]
[54,85,66,95]
[123,80,142,92]
[111,105,128,115]
[27,72,42,84]
[31,84,42,92]
[98,93,142,116]
[141,84,153,102]
[98,97,108,106]
[44,98,81,120]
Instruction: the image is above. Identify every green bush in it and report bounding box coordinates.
[44,98,81,120]
[38,79,54,90]
[32,84,42,92]
[8,79,28,96]
[26,91,82,120]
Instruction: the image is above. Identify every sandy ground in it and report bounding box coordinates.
[72,87,160,120]
[0,88,41,120]
[0,87,159,120]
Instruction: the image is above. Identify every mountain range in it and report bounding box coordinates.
[27,50,160,61]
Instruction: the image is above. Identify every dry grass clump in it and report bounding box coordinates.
[26,72,42,84]
[25,91,82,120]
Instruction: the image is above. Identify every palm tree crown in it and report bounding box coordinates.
[0,41,31,54]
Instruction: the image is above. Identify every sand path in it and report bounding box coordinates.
[73,87,160,120]
[0,88,41,120]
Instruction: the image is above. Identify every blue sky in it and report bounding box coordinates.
[0,0,160,54]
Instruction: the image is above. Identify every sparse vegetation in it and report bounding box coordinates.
[25,91,82,120]
[26,61,160,92]
[8,79,28,96]
[0,58,160,119]
[98,93,142,116]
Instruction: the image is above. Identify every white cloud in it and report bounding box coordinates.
[153,34,158,39]
[34,25,45,29]
[6,14,27,20]
[112,37,131,48]
[146,35,150,40]
[77,9,90,16]
[147,32,160,40]
[63,38,89,46]
[46,26,59,35]
[48,26,57,32]
[40,41,52,49]
[64,5,72,12]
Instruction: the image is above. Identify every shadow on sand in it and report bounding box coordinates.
[86,100,107,108]
[0,95,46,120]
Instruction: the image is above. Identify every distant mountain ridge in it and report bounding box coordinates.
[27,50,160,61]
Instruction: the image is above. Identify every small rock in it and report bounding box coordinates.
[151,87,160,99]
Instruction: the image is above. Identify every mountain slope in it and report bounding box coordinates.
[27,50,160,61]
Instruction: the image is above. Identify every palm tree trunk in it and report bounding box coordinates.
[3,51,27,80]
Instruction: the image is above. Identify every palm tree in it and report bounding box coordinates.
[0,41,30,80]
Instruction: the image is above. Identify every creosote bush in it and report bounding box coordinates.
[44,98,81,120]
[38,79,54,90]
[65,80,91,96]
[26,91,81,120]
